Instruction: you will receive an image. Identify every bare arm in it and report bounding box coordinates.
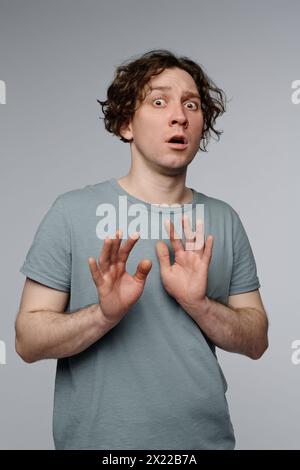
[16,230,152,363]
[182,290,269,360]
[15,279,114,363]
[156,218,268,360]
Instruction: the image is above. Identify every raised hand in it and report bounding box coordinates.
[88,230,152,326]
[155,215,214,311]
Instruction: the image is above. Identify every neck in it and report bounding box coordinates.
[117,168,193,206]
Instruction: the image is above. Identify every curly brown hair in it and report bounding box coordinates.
[97,49,227,152]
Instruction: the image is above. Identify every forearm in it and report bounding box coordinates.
[182,297,268,359]
[15,303,115,363]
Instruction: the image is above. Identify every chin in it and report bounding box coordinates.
[160,153,194,167]
[157,161,189,176]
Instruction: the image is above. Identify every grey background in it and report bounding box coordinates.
[0,0,299,449]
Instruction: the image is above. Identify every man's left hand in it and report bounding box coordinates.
[156,215,214,313]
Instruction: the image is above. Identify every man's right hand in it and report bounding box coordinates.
[88,229,152,326]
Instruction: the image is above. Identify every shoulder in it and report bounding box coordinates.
[194,191,240,221]
[55,179,111,210]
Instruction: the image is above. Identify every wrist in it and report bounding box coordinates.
[92,303,117,336]
[181,295,211,320]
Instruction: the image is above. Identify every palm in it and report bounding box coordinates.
[156,217,213,308]
[161,250,208,305]
[98,265,147,318]
[88,230,152,325]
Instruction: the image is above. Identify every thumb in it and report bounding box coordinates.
[133,259,152,283]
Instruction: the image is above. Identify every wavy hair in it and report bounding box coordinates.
[97,49,227,152]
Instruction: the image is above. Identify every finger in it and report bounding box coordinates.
[182,214,197,251]
[182,214,195,242]
[98,236,113,272]
[110,229,123,264]
[202,235,214,264]
[165,219,184,252]
[193,219,205,252]
[118,231,140,264]
[88,257,104,286]
[133,259,152,283]
[155,241,171,272]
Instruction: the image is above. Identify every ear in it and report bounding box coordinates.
[120,120,133,141]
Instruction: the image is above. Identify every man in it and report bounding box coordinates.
[16,49,268,450]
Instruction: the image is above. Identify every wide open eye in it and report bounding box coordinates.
[152,97,166,106]
[185,101,198,110]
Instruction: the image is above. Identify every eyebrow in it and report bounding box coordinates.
[149,85,201,100]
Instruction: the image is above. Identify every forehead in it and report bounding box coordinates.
[146,67,198,92]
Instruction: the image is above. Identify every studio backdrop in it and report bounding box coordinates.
[0,0,299,450]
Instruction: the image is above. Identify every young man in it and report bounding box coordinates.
[16,49,268,450]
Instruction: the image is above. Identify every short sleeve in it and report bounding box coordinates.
[19,195,71,292]
[229,210,260,295]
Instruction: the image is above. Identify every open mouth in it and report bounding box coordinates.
[167,135,188,149]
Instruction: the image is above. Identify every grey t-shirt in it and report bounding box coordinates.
[20,178,260,450]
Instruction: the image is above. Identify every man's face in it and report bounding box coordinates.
[121,67,204,174]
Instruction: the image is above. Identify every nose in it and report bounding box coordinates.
[168,103,188,128]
